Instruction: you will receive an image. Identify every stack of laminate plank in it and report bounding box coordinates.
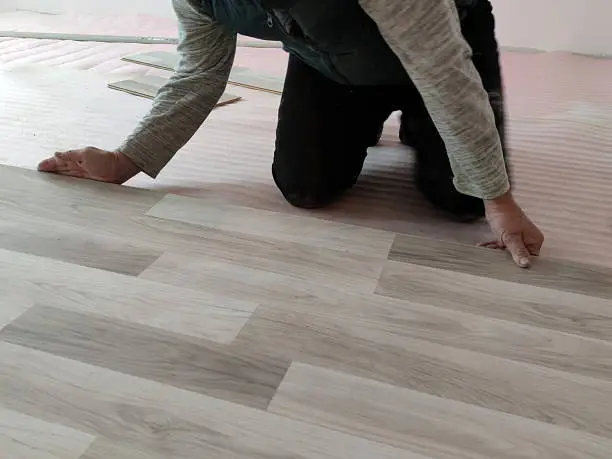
[108,50,285,108]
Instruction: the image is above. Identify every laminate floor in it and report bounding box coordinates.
[1,29,612,268]
[2,164,612,459]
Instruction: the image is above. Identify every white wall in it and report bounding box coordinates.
[5,0,175,17]
[492,0,612,55]
[6,0,612,55]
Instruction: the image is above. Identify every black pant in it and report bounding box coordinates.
[272,0,506,219]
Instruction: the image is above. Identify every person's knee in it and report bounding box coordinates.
[282,191,334,209]
[272,163,336,209]
[417,174,486,222]
[276,182,336,210]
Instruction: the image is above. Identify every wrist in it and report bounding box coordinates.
[484,189,515,210]
[112,150,143,181]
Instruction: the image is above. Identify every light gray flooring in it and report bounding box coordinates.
[2,164,612,459]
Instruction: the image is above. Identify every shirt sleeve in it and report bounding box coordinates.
[358,0,510,199]
[118,0,237,178]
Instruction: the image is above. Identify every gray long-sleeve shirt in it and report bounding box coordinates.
[119,0,510,200]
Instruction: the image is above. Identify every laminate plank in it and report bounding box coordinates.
[147,193,395,257]
[7,206,380,296]
[121,51,178,71]
[0,408,94,459]
[3,167,383,290]
[0,165,163,220]
[108,75,241,106]
[3,189,380,291]
[269,362,612,459]
[236,291,612,381]
[79,439,168,459]
[0,343,427,459]
[139,251,355,307]
[376,261,612,342]
[0,166,164,275]
[121,51,285,93]
[388,233,612,298]
[227,67,284,94]
[0,306,288,410]
[0,248,256,342]
[0,214,162,275]
[232,299,612,437]
[0,294,33,331]
[141,240,383,294]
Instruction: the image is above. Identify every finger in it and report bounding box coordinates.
[53,151,71,167]
[37,156,60,172]
[478,240,505,250]
[55,151,77,161]
[526,242,542,256]
[55,169,86,178]
[503,233,531,268]
[526,235,544,256]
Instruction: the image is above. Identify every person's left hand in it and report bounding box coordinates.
[479,191,544,268]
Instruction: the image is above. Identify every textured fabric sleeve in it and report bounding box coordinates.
[359,0,510,199]
[118,0,237,178]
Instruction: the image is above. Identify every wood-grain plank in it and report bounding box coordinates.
[388,233,612,298]
[0,294,33,331]
[376,261,612,342]
[0,166,165,275]
[236,292,612,381]
[147,193,395,257]
[0,215,162,276]
[108,75,241,107]
[269,362,612,459]
[0,343,427,459]
[120,52,285,93]
[132,216,382,291]
[0,165,163,220]
[232,298,612,437]
[140,242,383,295]
[1,167,384,291]
[139,251,340,304]
[0,306,288,410]
[3,192,381,291]
[0,248,257,343]
[79,439,168,459]
[0,408,95,459]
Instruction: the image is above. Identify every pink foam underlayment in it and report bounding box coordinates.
[0,12,610,268]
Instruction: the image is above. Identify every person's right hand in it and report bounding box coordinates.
[38,147,141,184]
[479,191,544,268]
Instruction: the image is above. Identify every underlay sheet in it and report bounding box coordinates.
[1,12,611,268]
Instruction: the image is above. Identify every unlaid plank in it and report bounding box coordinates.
[108,75,241,106]
[121,51,285,94]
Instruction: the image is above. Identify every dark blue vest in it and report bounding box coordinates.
[199,0,412,85]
